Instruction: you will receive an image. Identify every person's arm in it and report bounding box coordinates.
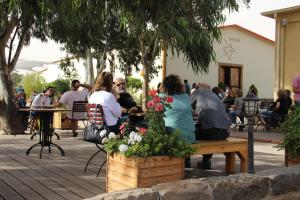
[275,101,280,109]
[53,101,62,108]
[80,83,92,90]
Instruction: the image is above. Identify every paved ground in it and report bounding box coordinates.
[0,127,285,200]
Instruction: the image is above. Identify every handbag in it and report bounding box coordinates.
[82,123,109,143]
[83,104,109,143]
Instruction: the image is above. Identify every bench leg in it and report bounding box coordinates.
[236,151,248,173]
[224,152,235,174]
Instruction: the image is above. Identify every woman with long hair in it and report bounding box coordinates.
[89,71,122,133]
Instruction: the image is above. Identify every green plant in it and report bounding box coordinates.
[218,82,226,91]
[21,72,46,99]
[276,107,300,159]
[104,89,194,158]
[126,77,142,90]
[46,79,70,95]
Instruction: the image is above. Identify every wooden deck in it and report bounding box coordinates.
[0,134,106,200]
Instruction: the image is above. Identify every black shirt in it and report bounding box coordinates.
[118,93,137,109]
[274,97,290,115]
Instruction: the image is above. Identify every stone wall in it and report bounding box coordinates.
[86,165,300,200]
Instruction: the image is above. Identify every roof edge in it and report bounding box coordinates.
[221,24,274,45]
[261,5,300,18]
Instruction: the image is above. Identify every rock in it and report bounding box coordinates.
[257,166,300,196]
[153,179,210,200]
[203,174,269,200]
[84,188,158,200]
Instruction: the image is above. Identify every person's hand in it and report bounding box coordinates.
[128,106,139,114]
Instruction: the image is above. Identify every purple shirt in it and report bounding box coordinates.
[292,74,300,101]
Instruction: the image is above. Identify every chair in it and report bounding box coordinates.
[83,104,107,177]
[255,100,275,131]
[71,100,88,127]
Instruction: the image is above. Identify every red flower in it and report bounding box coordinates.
[119,123,126,130]
[166,96,173,103]
[139,128,147,135]
[149,89,157,97]
[153,96,161,103]
[155,104,164,111]
[147,100,155,108]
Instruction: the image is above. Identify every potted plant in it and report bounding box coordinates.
[103,89,194,192]
[275,107,300,166]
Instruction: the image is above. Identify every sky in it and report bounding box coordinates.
[18,0,300,63]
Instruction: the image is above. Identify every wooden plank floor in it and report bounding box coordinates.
[0,134,106,200]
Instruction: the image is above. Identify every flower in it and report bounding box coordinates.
[153,96,161,103]
[147,100,155,108]
[108,132,117,139]
[155,103,164,111]
[119,144,129,153]
[149,89,157,97]
[100,129,107,137]
[166,96,173,103]
[134,134,142,142]
[138,127,147,135]
[101,138,108,144]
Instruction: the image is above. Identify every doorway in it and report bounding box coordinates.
[218,64,242,92]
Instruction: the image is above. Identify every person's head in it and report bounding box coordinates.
[237,89,243,97]
[225,88,233,97]
[198,82,210,91]
[192,83,199,89]
[162,74,184,95]
[93,71,113,92]
[114,77,127,93]
[284,89,291,97]
[277,89,285,99]
[44,87,55,97]
[71,79,80,90]
[184,79,188,84]
[212,87,220,94]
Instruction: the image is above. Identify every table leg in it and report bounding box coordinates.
[225,152,236,174]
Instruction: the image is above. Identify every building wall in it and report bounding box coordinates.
[166,27,275,98]
[276,11,300,97]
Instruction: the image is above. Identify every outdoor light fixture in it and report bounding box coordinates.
[243,97,260,174]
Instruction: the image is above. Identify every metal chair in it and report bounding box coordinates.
[83,104,107,177]
[255,100,275,131]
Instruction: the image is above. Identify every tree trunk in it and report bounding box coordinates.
[142,61,150,110]
[86,48,94,85]
[0,62,24,134]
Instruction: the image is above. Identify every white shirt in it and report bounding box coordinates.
[31,93,51,107]
[88,90,121,126]
[59,88,89,119]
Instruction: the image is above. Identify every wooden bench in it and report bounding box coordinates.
[190,137,248,174]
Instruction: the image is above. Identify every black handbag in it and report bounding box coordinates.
[83,104,109,143]
[82,123,109,143]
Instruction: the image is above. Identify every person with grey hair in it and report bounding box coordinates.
[114,77,140,115]
[191,83,231,170]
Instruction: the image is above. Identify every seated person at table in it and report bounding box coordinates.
[53,80,92,137]
[161,74,196,144]
[261,89,291,128]
[229,89,245,128]
[222,88,235,113]
[114,77,140,115]
[89,71,122,134]
[31,87,55,107]
[191,83,231,170]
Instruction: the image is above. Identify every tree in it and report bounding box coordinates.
[115,0,250,107]
[0,0,83,134]
[21,72,46,98]
[11,71,23,88]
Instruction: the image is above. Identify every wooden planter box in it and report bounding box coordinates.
[285,150,300,166]
[106,153,184,192]
[52,112,77,130]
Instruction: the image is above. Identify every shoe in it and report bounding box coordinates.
[73,132,78,137]
[197,159,212,170]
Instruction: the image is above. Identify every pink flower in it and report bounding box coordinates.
[166,96,173,103]
[119,123,126,130]
[139,128,147,135]
[155,104,164,111]
[149,89,157,97]
[147,100,155,108]
[153,96,161,103]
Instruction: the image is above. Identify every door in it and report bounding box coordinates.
[219,65,242,93]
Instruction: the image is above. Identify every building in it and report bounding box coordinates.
[262,5,300,98]
[164,24,275,98]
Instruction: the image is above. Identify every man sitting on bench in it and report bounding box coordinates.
[191,83,231,170]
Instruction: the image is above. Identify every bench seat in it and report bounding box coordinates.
[190,137,248,174]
